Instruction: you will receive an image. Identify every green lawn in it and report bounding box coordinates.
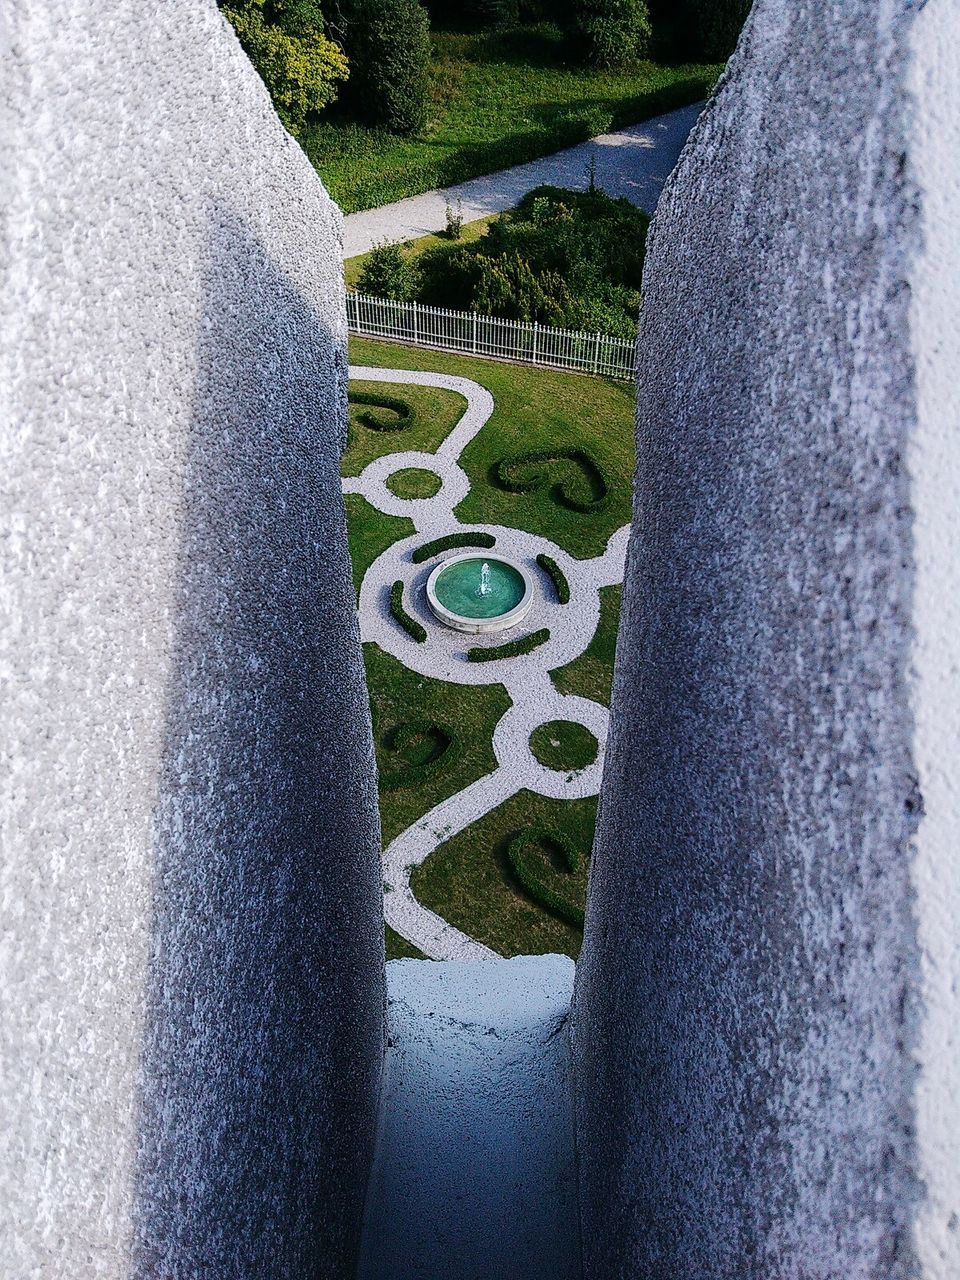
[343,341,634,960]
[550,583,623,707]
[306,24,720,213]
[411,791,597,959]
[365,643,512,846]
[349,337,636,559]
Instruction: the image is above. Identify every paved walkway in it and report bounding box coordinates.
[342,101,704,258]
[346,365,628,960]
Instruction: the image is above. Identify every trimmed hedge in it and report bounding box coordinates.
[507,826,585,927]
[378,720,462,790]
[467,627,550,662]
[390,579,427,642]
[411,531,496,563]
[493,448,611,513]
[536,553,570,604]
[348,390,417,432]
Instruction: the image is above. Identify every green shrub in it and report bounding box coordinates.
[340,0,431,134]
[467,628,550,662]
[685,0,751,59]
[494,447,610,512]
[536,553,570,604]
[221,0,348,135]
[411,531,496,563]
[348,390,417,430]
[356,242,420,301]
[390,579,427,642]
[378,720,462,789]
[570,0,652,68]
[417,185,648,339]
[507,827,585,927]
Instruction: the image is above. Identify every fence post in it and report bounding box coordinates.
[472,310,478,355]
[593,330,601,375]
[532,321,539,366]
[412,300,419,345]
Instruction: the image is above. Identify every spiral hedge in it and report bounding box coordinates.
[536,553,570,605]
[493,447,611,513]
[390,579,427,642]
[467,627,550,663]
[348,391,417,432]
[411,531,496,563]
[378,720,461,790]
[507,827,585,928]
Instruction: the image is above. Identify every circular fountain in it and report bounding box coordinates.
[425,553,534,634]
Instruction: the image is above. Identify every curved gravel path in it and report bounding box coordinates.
[347,365,628,959]
[342,102,705,258]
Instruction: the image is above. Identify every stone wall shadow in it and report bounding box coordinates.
[132,205,384,1278]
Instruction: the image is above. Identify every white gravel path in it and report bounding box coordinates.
[347,364,628,958]
[342,102,705,258]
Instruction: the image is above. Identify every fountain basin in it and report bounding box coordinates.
[426,553,534,634]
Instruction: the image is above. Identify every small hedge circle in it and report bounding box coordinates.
[378,720,461,790]
[390,579,427,643]
[529,720,599,772]
[493,448,610,513]
[507,827,586,928]
[386,468,443,499]
[348,391,417,433]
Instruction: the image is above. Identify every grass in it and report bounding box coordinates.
[386,468,443,499]
[365,643,512,845]
[343,493,412,601]
[529,720,598,772]
[344,380,466,476]
[385,923,426,960]
[305,23,721,214]
[349,337,636,559]
[342,341,631,958]
[550,583,622,706]
[411,790,596,959]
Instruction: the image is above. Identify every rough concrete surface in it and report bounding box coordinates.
[357,956,582,1280]
[572,2,959,1278]
[0,3,383,1277]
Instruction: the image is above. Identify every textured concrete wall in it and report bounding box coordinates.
[0,3,384,1277]
[572,2,959,1277]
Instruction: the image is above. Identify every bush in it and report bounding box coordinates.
[390,579,427,642]
[348,390,417,430]
[494,447,610,513]
[570,0,652,68]
[536,553,570,604]
[378,720,462,789]
[507,827,585,927]
[686,0,751,60]
[417,185,648,339]
[411,531,496,563]
[340,0,431,134]
[221,1,348,135]
[356,242,420,301]
[467,628,550,662]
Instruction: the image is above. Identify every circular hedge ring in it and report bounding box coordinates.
[348,391,417,433]
[378,720,461,791]
[507,826,585,928]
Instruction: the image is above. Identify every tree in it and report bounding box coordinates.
[339,0,431,135]
[221,0,348,136]
[356,243,420,300]
[570,0,652,68]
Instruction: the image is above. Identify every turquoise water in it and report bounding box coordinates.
[433,558,525,619]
